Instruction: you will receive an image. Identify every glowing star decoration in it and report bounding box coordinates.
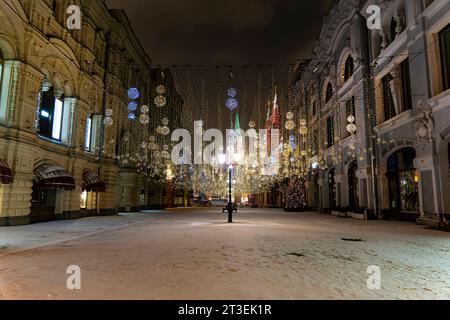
[154,95,167,107]
[127,88,140,100]
[156,85,167,95]
[128,101,138,111]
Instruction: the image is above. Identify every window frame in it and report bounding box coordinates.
[439,24,450,91]
[400,58,412,111]
[85,115,93,152]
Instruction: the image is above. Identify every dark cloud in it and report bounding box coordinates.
[105,0,330,66]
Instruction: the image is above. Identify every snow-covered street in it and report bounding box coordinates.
[0,209,449,300]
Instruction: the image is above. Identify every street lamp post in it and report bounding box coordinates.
[227,165,233,223]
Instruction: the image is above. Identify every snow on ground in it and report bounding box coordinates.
[0,208,449,300]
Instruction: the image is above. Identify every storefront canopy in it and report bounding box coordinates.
[33,164,75,190]
[82,170,105,192]
[0,159,13,184]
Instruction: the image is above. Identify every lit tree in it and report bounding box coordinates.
[284,175,307,212]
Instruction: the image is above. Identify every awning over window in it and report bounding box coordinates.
[0,159,13,184]
[33,164,75,190]
[82,170,105,192]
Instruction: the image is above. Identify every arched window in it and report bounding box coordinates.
[387,148,419,212]
[325,83,333,103]
[344,56,354,82]
[38,86,65,141]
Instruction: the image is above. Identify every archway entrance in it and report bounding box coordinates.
[348,161,359,210]
[30,164,75,223]
[387,148,419,212]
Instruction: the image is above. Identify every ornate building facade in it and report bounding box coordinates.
[295,0,450,226]
[0,0,181,226]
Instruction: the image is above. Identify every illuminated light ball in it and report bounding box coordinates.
[300,119,307,126]
[299,126,308,135]
[139,114,150,125]
[347,115,355,123]
[161,151,170,159]
[128,87,140,100]
[128,101,138,111]
[154,95,167,107]
[148,142,157,150]
[249,121,256,128]
[140,105,149,114]
[105,108,113,117]
[285,120,295,130]
[141,141,147,149]
[103,116,113,127]
[149,135,156,143]
[286,112,294,120]
[289,135,295,141]
[162,117,169,125]
[163,144,169,151]
[227,88,237,98]
[347,123,357,134]
[161,126,170,135]
[226,98,238,111]
[156,85,167,95]
[128,113,136,120]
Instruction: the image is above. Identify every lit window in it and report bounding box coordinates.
[38,87,65,141]
[52,98,63,140]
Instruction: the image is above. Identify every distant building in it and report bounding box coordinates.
[294,0,450,226]
[0,0,181,225]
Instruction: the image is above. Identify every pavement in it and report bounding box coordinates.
[0,208,449,300]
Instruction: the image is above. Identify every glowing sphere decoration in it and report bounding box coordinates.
[139,114,150,125]
[156,85,167,95]
[140,105,149,114]
[227,88,237,98]
[154,95,167,107]
[226,98,238,111]
[128,101,138,111]
[128,113,136,120]
[127,88,140,100]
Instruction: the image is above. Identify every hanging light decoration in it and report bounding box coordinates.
[347,115,356,135]
[154,95,167,108]
[127,87,140,100]
[104,108,114,127]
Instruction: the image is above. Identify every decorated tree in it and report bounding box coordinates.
[284,175,307,212]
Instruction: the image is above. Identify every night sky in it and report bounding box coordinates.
[105,0,331,127]
[105,0,330,65]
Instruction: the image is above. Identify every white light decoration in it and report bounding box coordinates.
[286,112,294,120]
[140,105,149,114]
[347,114,356,134]
[156,85,167,95]
[162,117,169,126]
[154,95,167,107]
[285,120,295,130]
[139,114,150,125]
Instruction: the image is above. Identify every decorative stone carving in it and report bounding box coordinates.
[416,100,434,149]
